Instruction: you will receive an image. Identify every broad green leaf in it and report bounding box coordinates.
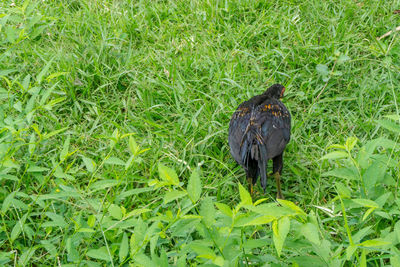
[352,199,379,208]
[187,169,201,203]
[238,183,252,205]
[11,214,27,242]
[2,191,16,213]
[190,243,216,259]
[125,208,151,218]
[335,182,351,198]
[158,163,179,185]
[81,156,96,172]
[27,165,49,172]
[46,71,69,81]
[395,221,400,243]
[215,202,233,217]
[87,215,96,227]
[89,180,119,191]
[109,204,122,220]
[273,216,290,257]
[129,136,139,154]
[346,245,357,260]
[200,197,215,227]
[362,207,376,221]
[241,215,274,226]
[36,58,54,84]
[316,64,329,76]
[301,223,320,245]
[119,232,129,263]
[164,190,187,204]
[87,247,111,261]
[43,126,68,139]
[322,167,358,180]
[277,199,306,216]
[345,136,358,151]
[385,114,400,121]
[363,160,386,191]
[42,212,68,228]
[104,157,125,166]
[5,26,17,43]
[337,54,351,64]
[359,239,391,247]
[133,253,156,266]
[360,249,367,267]
[320,151,348,160]
[18,247,37,266]
[60,135,70,161]
[377,120,400,133]
[125,155,135,170]
[28,132,36,155]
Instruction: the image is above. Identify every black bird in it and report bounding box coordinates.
[228,84,291,199]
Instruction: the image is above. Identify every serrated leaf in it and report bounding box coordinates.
[119,232,129,262]
[345,136,358,151]
[18,247,37,266]
[37,58,54,84]
[241,215,274,226]
[60,135,70,161]
[81,156,96,172]
[201,197,215,227]
[164,190,187,204]
[352,198,379,208]
[87,247,111,261]
[104,157,125,166]
[215,202,233,217]
[377,120,400,133]
[301,223,320,245]
[28,133,36,155]
[27,165,49,172]
[322,167,358,180]
[158,163,179,185]
[320,151,348,160]
[277,199,306,216]
[42,212,68,228]
[238,183,252,205]
[46,72,68,81]
[11,214,27,242]
[335,182,351,198]
[125,208,151,218]
[89,180,119,191]
[187,169,201,203]
[363,160,386,192]
[129,136,139,154]
[359,239,391,247]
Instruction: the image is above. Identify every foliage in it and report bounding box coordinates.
[1,0,400,266]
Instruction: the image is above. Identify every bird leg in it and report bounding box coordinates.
[273,172,284,199]
[247,176,254,196]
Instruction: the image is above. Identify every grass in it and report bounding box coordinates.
[1,0,400,266]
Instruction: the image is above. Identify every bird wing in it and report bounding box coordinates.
[228,103,252,165]
[255,99,291,158]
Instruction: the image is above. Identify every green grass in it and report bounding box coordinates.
[1,0,400,266]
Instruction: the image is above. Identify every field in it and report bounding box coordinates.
[1,0,400,266]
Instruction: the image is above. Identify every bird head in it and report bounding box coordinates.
[264,84,286,99]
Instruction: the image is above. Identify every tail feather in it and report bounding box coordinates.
[240,127,268,189]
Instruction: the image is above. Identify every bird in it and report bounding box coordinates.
[228,84,291,199]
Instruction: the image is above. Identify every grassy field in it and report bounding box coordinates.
[1,0,400,266]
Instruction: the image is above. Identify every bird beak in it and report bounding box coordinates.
[280,87,285,98]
